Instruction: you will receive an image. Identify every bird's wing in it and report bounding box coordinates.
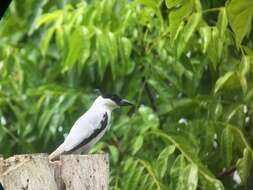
[63,111,108,153]
[0,181,4,190]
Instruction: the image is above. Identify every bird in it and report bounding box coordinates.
[0,182,4,190]
[49,94,133,161]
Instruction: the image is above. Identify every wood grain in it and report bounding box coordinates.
[0,154,109,190]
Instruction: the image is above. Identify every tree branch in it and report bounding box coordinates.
[217,166,236,179]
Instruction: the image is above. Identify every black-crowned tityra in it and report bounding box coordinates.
[0,182,4,190]
[49,94,133,161]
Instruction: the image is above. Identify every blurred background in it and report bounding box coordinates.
[0,0,253,189]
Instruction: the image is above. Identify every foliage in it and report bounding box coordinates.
[1,0,253,189]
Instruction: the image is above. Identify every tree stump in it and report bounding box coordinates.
[0,154,109,190]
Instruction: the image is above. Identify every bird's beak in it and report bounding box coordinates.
[119,99,134,106]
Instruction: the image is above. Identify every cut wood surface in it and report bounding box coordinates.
[0,154,109,190]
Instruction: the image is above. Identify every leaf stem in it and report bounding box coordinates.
[138,159,162,190]
[149,130,224,189]
[216,121,253,155]
[217,166,236,179]
[202,7,222,14]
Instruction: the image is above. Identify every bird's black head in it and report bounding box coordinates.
[102,94,134,107]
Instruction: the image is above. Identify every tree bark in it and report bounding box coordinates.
[0,154,109,190]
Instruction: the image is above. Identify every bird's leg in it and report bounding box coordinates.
[49,159,61,164]
[48,155,61,165]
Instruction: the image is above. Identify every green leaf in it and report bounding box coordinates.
[138,159,165,190]
[80,28,91,65]
[124,159,139,189]
[108,32,118,79]
[138,106,159,132]
[40,27,55,56]
[165,0,184,9]
[138,0,158,10]
[243,46,253,59]
[96,28,109,79]
[151,130,224,190]
[177,12,201,56]
[221,127,234,168]
[36,10,63,28]
[108,145,119,164]
[226,0,253,46]
[199,26,211,53]
[214,71,234,94]
[236,148,253,185]
[137,0,163,28]
[130,166,145,190]
[156,145,176,178]
[238,55,250,93]
[216,8,228,60]
[120,37,132,74]
[240,55,250,77]
[123,157,135,173]
[60,95,77,112]
[38,96,65,136]
[183,13,201,43]
[168,0,194,41]
[64,26,90,71]
[132,135,144,155]
[182,164,198,190]
[206,27,219,66]
[229,125,253,155]
[217,8,228,37]
[170,154,186,190]
[139,174,150,190]
[55,26,64,49]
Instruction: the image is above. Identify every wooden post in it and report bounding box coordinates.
[0,154,109,190]
[0,155,3,189]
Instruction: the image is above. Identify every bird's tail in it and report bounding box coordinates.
[49,144,65,161]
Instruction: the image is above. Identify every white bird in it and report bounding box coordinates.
[49,94,133,161]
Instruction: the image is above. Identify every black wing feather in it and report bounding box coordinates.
[0,182,4,190]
